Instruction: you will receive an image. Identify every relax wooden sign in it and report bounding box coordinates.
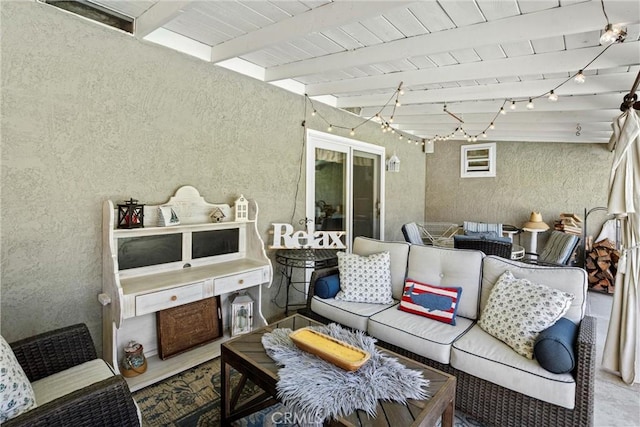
[270,223,346,249]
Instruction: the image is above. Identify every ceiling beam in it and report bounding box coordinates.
[265,0,636,81]
[209,1,413,63]
[305,41,639,96]
[335,73,634,107]
[135,1,192,39]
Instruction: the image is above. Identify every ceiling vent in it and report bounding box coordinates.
[43,1,134,33]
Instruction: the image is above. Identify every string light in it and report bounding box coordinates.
[527,98,534,110]
[304,33,620,148]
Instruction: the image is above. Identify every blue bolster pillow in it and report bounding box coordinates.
[534,317,577,374]
[314,274,340,299]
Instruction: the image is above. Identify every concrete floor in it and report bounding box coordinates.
[587,291,640,427]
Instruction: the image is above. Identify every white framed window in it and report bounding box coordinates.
[461,143,496,178]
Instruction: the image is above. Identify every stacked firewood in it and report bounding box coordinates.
[585,238,619,294]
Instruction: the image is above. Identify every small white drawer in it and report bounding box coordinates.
[135,282,204,316]
[215,269,263,295]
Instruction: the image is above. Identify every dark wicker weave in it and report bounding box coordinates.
[302,268,596,427]
[453,236,513,259]
[6,323,140,427]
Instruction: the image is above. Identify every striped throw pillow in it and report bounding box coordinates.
[398,279,462,325]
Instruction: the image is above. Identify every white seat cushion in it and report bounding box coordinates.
[31,359,115,405]
[310,296,395,331]
[368,306,474,364]
[451,325,576,409]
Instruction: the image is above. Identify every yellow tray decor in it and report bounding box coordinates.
[289,327,370,371]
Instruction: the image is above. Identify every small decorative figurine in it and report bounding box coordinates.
[235,194,249,222]
[209,207,226,222]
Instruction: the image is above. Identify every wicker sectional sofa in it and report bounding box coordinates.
[301,236,595,427]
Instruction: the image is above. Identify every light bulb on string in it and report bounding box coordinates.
[600,24,627,46]
[395,100,401,107]
[527,98,534,110]
[389,116,394,123]
[574,70,585,84]
[311,110,316,116]
[548,90,558,101]
[489,122,495,130]
[350,128,355,136]
[510,101,517,110]
[327,124,333,132]
[482,132,487,138]
[500,107,506,115]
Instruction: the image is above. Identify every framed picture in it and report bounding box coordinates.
[230,293,254,336]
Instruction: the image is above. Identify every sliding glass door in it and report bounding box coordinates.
[306,129,385,248]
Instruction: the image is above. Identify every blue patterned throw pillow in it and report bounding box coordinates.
[335,251,393,304]
[0,335,37,423]
[478,270,574,359]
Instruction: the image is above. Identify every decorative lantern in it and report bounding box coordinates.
[386,152,400,172]
[117,198,144,229]
[230,292,253,336]
[235,194,249,222]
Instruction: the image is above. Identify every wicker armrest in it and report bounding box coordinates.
[3,375,140,427]
[306,266,340,308]
[10,323,98,381]
[573,315,596,420]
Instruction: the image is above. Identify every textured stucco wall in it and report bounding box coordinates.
[425,140,614,250]
[0,2,425,346]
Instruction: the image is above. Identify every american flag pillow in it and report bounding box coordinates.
[399,279,463,325]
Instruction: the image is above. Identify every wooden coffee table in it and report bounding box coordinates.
[221,314,456,426]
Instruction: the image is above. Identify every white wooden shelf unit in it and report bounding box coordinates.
[101,186,272,391]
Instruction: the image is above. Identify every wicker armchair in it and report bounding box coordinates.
[5,324,140,427]
[453,235,513,259]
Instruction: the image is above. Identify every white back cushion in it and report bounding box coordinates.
[407,245,484,319]
[352,237,409,300]
[481,256,588,323]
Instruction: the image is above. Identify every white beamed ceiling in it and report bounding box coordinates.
[93,0,640,144]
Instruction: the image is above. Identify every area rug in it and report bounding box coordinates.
[133,357,486,427]
[262,323,428,422]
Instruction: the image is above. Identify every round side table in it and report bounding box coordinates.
[275,249,340,315]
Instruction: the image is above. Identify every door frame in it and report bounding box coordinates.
[305,129,386,247]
